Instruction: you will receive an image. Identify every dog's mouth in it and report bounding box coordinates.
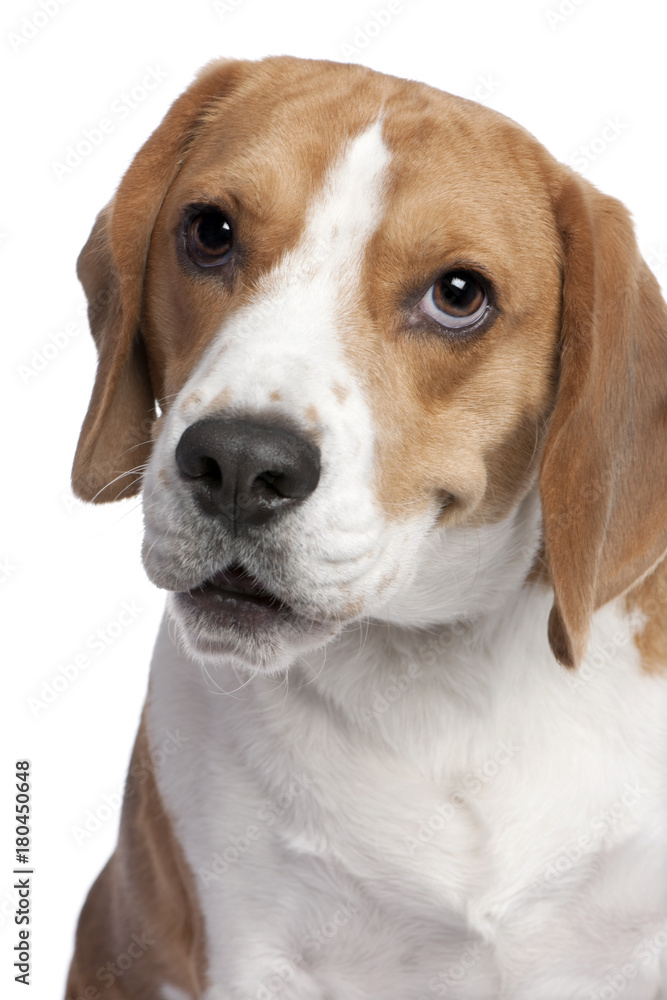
[175,562,295,630]
[169,559,345,668]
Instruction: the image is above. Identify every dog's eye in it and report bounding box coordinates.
[187,208,233,267]
[419,270,488,329]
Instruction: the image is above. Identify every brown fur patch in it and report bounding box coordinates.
[65,712,207,997]
[626,559,667,674]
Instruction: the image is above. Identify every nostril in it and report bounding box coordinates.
[256,470,280,489]
[175,435,222,485]
[195,455,223,486]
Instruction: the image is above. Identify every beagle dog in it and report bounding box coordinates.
[65,57,667,1000]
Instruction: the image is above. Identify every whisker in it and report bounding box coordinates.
[117,439,155,459]
[199,660,255,698]
[91,464,149,503]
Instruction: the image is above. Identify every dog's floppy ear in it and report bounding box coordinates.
[72,59,246,502]
[540,169,667,667]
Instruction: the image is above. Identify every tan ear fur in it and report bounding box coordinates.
[72,58,247,502]
[541,170,667,667]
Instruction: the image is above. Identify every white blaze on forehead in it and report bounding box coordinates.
[296,117,392,276]
[173,119,392,421]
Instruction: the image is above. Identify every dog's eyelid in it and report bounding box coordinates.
[181,199,235,221]
[418,260,497,300]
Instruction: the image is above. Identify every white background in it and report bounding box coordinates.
[2,0,667,996]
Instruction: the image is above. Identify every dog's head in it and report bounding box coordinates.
[73,57,667,673]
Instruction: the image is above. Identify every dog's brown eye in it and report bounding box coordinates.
[420,270,488,330]
[187,208,233,267]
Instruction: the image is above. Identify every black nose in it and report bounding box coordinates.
[175,417,321,531]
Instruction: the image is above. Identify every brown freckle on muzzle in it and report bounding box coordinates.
[377,566,400,596]
[342,596,365,618]
[206,387,233,413]
[183,390,203,410]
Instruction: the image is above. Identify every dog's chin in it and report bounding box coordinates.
[166,564,338,674]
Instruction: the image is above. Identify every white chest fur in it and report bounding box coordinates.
[148,585,667,1000]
